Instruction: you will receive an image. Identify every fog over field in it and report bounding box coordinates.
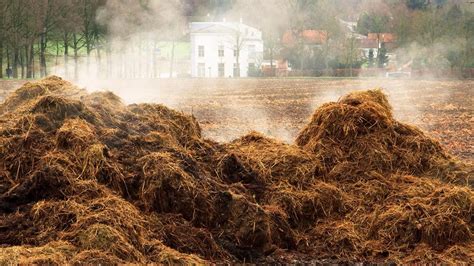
[2,78,470,161]
[40,0,471,144]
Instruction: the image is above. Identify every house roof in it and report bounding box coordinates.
[282,30,328,47]
[190,23,239,34]
[190,22,261,35]
[359,39,378,49]
[367,33,396,43]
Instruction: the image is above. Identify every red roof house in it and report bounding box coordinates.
[367,33,396,43]
[282,30,328,47]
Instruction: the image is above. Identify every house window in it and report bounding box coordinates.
[218,63,225,77]
[218,46,224,57]
[198,46,205,57]
[197,63,205,77]
[233,63,240,77]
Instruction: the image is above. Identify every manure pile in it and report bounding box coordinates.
[0,76,472,264]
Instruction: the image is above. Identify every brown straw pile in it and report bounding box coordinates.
[0,77,472,264]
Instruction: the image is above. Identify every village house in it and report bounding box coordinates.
[281,29,328,49]
[359,38,379,58]
[189,21,263,78]
[277,29,328,75]
[359,33,397,61]
[367,33,396,46]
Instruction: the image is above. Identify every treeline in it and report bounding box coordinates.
[0,0,473,79]
[0,0,226,80]
[0,0,106,79]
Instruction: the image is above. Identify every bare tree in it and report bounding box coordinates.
[223,24,246,78]
[35,0,71,77]
[79,0,105,75]
[0,1,13,78]
[6,0,31,78]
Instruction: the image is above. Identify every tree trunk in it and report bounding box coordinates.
[73,34,79,80]
[13,48,19,78]
[20,46,25,79]
[38,38,41,76]
[55,41,60,67]
[6,46,11,69]
[40,33,47,77]
[27,44,34,78]
[0,41,3,79]
[24,45,29,78]
[64,35,69,79]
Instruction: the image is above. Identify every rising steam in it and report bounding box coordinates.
[49,0,464,143]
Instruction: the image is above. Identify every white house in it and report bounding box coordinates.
[190,21,263,78]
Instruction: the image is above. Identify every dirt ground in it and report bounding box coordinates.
[1,78,472,160]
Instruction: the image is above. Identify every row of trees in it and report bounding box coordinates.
[0,0,219,80]
[1,0,473,79]
[0,0,105,79]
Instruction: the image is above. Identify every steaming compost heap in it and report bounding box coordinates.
[0,77,472,264]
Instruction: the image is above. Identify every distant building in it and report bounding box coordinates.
[189,21,263,78]
[359,33,397,59]
[367,33,396,43]
[279,29,327,74]
[359,39,379,58]
[282,30,328,48]
[367,33,397,51]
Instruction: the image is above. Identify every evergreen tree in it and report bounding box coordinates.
[377,44,388,68]
[368,49,374,68]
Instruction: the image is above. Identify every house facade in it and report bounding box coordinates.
[190,22,263,78]
[359,38,379,58]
